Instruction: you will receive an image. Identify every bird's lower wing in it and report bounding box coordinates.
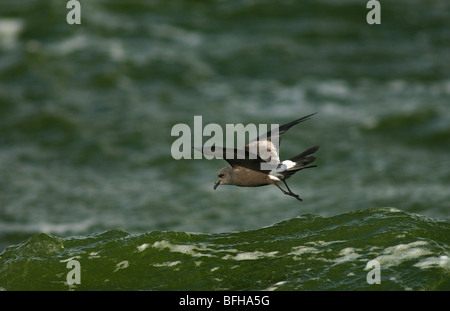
[193,146,274,173]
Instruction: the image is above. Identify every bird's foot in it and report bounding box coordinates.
[286,192,303,201]
[279,188,303,201]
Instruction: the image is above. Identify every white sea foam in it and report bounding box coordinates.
[306,240,346,247]
[88,251,101,259]
[50,34,89,55]
[333,247,362,265]
[289,246,320,256]
[137,243,150,252]
[114,260,129,272]
[152,240,213,257]
[265,281,287,291]
[374,241,432,267]
[152,261,182,267]
[222,251,278,261]
[0,19,24,49]
[59,256,81,263]
[414,255,450,270]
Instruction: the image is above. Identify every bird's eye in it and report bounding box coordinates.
[218,174,224,178]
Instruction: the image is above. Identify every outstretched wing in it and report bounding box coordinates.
[193,113,317,173]
[245,113,317,164]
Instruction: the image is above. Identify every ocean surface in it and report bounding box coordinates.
[1,208,449,290]
[0,0,449,290]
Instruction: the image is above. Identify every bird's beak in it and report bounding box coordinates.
[213,180,220,190]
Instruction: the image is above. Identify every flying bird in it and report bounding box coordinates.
[194,113,319,201]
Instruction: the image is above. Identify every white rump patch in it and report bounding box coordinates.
[282,160,296,169]
[269,160,296,176]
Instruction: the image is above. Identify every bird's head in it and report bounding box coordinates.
[213,167,232,190]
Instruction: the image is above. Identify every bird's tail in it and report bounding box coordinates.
[286,145,319,172]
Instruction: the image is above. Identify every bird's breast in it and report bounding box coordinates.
[231,167,272,187]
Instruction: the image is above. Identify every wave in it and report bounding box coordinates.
[0,208,449,290]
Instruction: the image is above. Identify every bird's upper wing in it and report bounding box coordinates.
[245,112,317,164]
[245,139,280,167]
[193,113,317,173]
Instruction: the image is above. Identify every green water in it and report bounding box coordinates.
[0,0,449,290]
[0,208,449,290]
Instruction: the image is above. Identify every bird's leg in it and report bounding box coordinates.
[275,182,303,201]
[282,180,303,201]
[282,180,295,193]
[275,183,289,194]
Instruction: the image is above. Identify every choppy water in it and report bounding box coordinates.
[0,0,449,290]
[0,208,449,290]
